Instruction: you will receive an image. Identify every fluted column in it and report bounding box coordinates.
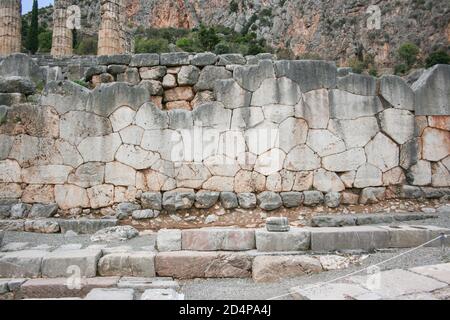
[98,0,129,55]
[51,0,73,57]
[0,0,22,55]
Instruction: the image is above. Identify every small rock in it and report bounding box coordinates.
[325,192,342,208]
[90,226,139,242]
[29,203,58,218]
[10,203,31,219]
[141,192,162,210]
[237,193,257,209]
[132,209,158,220]
[205,214,218,224]
[116,202,141,220]
[220,192,238,209]
[266,217,290,232]
[257,192,282,211]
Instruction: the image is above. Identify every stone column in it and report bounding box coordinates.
[51,0,73,57]
[0,0,22,55]
[98,0,129,55]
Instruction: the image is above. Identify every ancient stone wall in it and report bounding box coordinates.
[0,0,21,55]
[0,53,449,215]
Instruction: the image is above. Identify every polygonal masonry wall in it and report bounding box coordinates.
[0,53,449,214]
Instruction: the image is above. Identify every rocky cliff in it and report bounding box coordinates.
[30,0,450,66]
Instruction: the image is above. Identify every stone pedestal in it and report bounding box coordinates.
[0,0,21,55]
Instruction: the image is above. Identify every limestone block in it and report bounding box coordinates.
[58,219,118,234]
[296,89,330,129]
[328,117,379,149]
[215,79,251,109]
[234,170,266,193]
[160,52,190,66]
[329,90,383,120]
[190,52,218,66]
[178,65,200,86]
[139,66,167,80]
[109,106,135,132]
[98,252,155,277]
[195,191,220,209]
[252,78,301,107]
[162,189,195,211]
[274,60,337,92]
[175,163,211,189]
[60,111,112,145]
[307,129,345,157]
[204,155,240,177]
[115,144,159,170]
[257,191,282,211]
[337,73,377,96]
[421,127,450,162]
[380,75,415,110]
[195,66,232,91]
[54,184,90,209]
[383,167,406,186]
[24,219,60,234]
[428,116,450,131]
[22,165,72,184]
[141,192,162,210]
[354,163,383,188]
[0,159,21,183]
[135,102,169,130]
[0,250,47,278]
[255,149,286,176]
[192,102,231,131]
[182,228,255,251]
[40,248,101,277]
[322,148,366,172]
[407,160,432,186]
[78,133,122,163]
[155,251,252,279]
[85,288,135,300]
[252,255,322,283]
[412,64,450,115]
[217,54,246,66]
[237,193,257,209]
[87,184,114,209]
[365,133,399,172]
[220,192,239,209]
[255,228,311,252]
[41,83,90,115]
[119,125,144,145]
[284,145,320,171]
[129,53,160,67]
[303,191,324,206]
[280,191,304,208]
[400,138,419,169]
[203,176,234,192]
[309,226,389,252]
[231,107,265,129]
[292,172,314,191]
[313,169,345,192]
[431,162,450,187]
[141,129,181,161]
[278,117,308,153]
[68,162,104,188]
[359,187,386,204]
[380,109,415,145]
[156,229,182,252]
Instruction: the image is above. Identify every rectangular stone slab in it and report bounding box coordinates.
[141,288,184,300]
[410,263,450,285]
[290,283,375,300]
[57,219,117,234]
[117,277,179,290]
[155,251,252,279]
[84,288,135,300]
[309,226,389,252]
[182,228,255,251]
[41,249,102,278]
[98,252,156,277]
[17,277,119,299]
[255,228,311,252]
[0,250,48,278]
[378,225,450,248]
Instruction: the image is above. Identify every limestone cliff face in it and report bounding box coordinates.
[34,0,450,66]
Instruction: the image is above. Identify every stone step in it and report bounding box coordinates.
[117,277,179,290]
[311,213,438,227]
[84,288,135,300]
[140,288,184,300]
[98,252,156,277]
[181,228,255,251]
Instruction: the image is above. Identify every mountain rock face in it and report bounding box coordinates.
[34,0,450,66]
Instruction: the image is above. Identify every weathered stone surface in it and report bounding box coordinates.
[256,228,310,252]
[24,219,60,234]
[130,54,160,67]
[0,182,22,199]
[322,148,366,172]
[428,116,450,131]
[312,215,357,227]
[17,277,119,299]
[400,138,419,169]
[141,288,184,300]
[432,162,450,187]
[155,251,252,279]
[177,65,200,86]
[0,219,25,231]
[337,73,377,96]
[412,64,450,115]
[325,192,342,208]
[60,111,112,145]
[290,282,372,300]
[217,54,246,66]
[10,203,30,219]
[98,252,156,277]
[359,187,386,204]
[237,193,257,209]
[215,79,251,109]
[303,191,324,206]
[90,226,139,242]
[54,185,90,209]
[0,159,21,183]
[313,169,345,192]
[162,190,195,211]
[297,89,330,129]
[354,164,383,188]
[266,217,290,232]
[380,109,415,145]
[0,250,47,278]
[380,75,415,110]
[0,76,35,95]
[307,129,345,157]
[365,133,399,172]
[58,219,117,234]
[204,155,240,177]
[328,117,379,149]
[156,229,182,252]
[233,60,275,92]
[383,167,406,186]
[190,52,217,66]
[203,177,234,192]
[407,160,432,186]
[182,228,255,251]
[192,102,232,131]
[87,184,114,209]
[195,66,232,91]
[141,192,162,210]
[86,82,150,117]
[421,127,450,162]
[29,203,58,218]
[78,133,122,163]
[279,192,303,208]
[252,78,301,107]
[85,288,135,300]
[220,192,238,209]
[252,255,322,283]
[410,263,450,285]
[257,192,282,211]
[160,52,190,66]
[285,145,320,171]
[379,225,446,248]
[278,117,308,153]
[194,191,219,209]
[310,226,389,252]
[329,90,383,119]
[139,66,167,80]
[41,249,102,278]
[115,202,141,220]
[68,162,104,188]
[275,60,337,92]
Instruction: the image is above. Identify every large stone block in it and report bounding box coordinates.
[309,226,389,252]
[40,81,90,115]
[85,288,135,300]
[322,149,366,172]
[380,75,415,111]
[41,249,102,278]
[156,229,182,252]
[252,255,322,283]
[182,228,255,251]
[98,252,156,277]
[329,89,383,119]
[255,228,311,252]
[0,250,47,278]
[215,79,251,109]
[129,54,160,67]
[233,60,275,92]
[155,251,252,279]
[78,133,122,163]
[252,78,301,107]
[328,117,379,148]
[379,225,450,248]
[160,52,190,66]
[274,60,337,92]
[365,133,399,172]
[195,66,232,91]
[412,64,450,115]
[57,219,118,234]
[421,127,450,162]
[162,190,195,211]
[337,73,377,96]
[257,191,282,211]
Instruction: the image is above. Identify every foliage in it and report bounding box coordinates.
[26,0,39,54]
[73,79,90,88]
[38,30,52,53]
[229,0,239,13]
[198,25,220,51]
[134,37,169,53]
[74,36,98,55]
[394,64,408,75]
[398,42,420,67]
[425,50,450,68]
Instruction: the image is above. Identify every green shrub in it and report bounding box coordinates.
[398,42,420,67]
[73,80,90,88]
[134,37,169,53]
[394,64,408,75]
[368,67,378,77]
[198,25,220,51]
[425,50,450,68]
[176,37,196,52]
[214,42,231,54]
[74,36,98,55]
[229,0,239,13]
[348,58,365,74]
[38,30,52,53]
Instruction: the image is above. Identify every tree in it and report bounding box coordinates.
[27,0,39,54]
[198,25,219,51]
[398,42,420,68]
[425,50,450,68]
